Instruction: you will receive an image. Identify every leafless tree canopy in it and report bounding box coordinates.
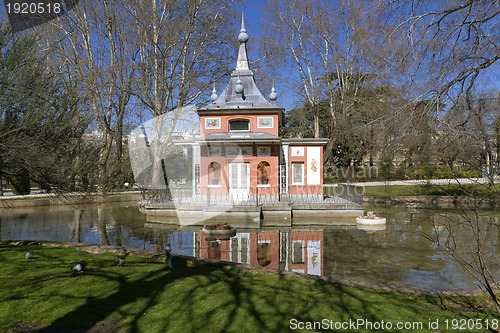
[31,0,241,193]
[259,0,499,170]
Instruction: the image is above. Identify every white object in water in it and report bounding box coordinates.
[356,224,386,232]
[356,211,386,225]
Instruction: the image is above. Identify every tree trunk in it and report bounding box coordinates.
[69,209,82,243]
[324,135,336,166]
[98,134,114,194]
[314,106,320,138]
[98,207,110,245]
[115,120,124,187]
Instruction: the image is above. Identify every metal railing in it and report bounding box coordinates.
[337,183,364,205]
[142,185,360,207]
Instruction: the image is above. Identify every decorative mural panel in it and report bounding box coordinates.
[291,147,304,157]
[225,146,253,156]
[225,146,240,156]
[205,117,221,129]
[257,146,271,156]
[240,146,253,156]
[307,147,320,185]
[257,117,273,128]
[208,146,221,157]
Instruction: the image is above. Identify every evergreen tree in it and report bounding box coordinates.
[0,24,90,194]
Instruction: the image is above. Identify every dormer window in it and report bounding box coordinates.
[229,119,249,131]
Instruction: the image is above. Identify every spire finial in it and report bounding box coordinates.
[235,75,244,94]
[210,84,218,102]
[269,80,277,101]
[238,13,249,43]
[235,12,250,71]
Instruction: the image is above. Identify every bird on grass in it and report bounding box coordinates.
[71,261,86,272]
[116,259,128,267]
[165,244,172,268]
[25,252,35,259]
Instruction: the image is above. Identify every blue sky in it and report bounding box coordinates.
[233,1,301,111]
[238,1,265,36]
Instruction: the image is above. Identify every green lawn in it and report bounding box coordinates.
[0,243,497,332]
[360,184,500,197]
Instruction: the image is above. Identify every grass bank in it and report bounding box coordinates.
[0,242,497,332]
[362,184,500,197]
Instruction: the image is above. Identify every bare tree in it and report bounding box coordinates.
[43,0,242,193]
[261,0,324,138]
[47,0,137,193]
[389,0,500,101]
[261,0,406,166]
[388,0,500,310]
[424,205,500,315]
[125,0,241,191]
[127,0,240,117]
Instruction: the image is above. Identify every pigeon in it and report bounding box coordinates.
[71,261,86,272]
[116,259,127,267]
[25,252,35,259]
[165,244,172,268]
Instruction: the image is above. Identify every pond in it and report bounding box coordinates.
[1,202,499,292]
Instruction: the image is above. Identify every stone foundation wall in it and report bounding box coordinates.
[364,195,500,210]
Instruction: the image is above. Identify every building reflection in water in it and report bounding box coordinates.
[196,230,323,276]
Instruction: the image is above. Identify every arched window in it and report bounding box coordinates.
[257,161,270,185]
[229,119,249,131]
[209,162,221,185]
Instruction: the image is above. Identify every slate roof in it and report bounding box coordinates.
[200,131,281,143]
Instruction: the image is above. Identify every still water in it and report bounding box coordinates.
[1,203,499,292]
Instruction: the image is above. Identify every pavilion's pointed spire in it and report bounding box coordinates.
[236,12,250,71]
[238,12,248,43]
[199,13,282,109]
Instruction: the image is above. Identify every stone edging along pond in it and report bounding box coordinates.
[2,240,486,297]
[364,195,500,210]
[3,192,497,211]
[0,193,141,209]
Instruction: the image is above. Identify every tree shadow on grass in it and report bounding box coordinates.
[38,262,490,332]
[3,243,489,332]
[34,258,223,332]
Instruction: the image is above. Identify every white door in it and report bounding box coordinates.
[229,162,250,202]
